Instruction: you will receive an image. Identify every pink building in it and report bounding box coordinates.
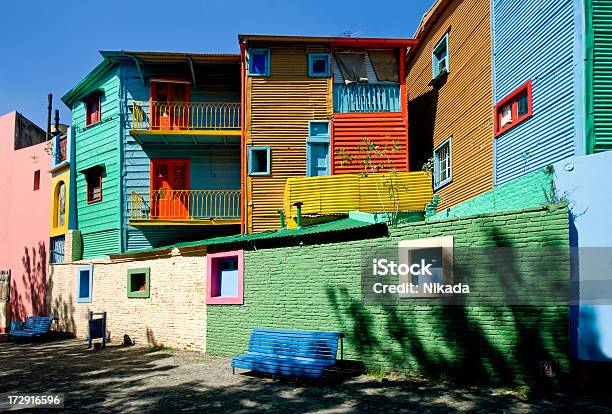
[0,111,51,332]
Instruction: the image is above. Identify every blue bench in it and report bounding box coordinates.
[9,316,58,339]
[231,328,343,379]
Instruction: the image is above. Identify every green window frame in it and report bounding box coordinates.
[127,268,150,298]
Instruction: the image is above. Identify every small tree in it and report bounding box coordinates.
[336,137,409,225]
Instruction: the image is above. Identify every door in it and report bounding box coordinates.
[307,142,330,176]
[150,80,191,130]
[151,159,190,220]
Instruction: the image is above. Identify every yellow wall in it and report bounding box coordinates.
[245,43,333,233]
[284,171,433,219]
[50,170,70,237]
[406,0,493,210]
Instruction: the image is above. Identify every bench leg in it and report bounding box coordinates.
[232,367,235,375]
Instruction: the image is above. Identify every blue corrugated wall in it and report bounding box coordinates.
[492,0,581,185]
[119,64,241,252]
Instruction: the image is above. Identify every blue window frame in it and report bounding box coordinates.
[308,53,331,77]
[432,33,449,79]
[306,121,330,177]
[248,48,270,76]
[248,146,271,175]
[77,265,93,303]
[433,137,452,190]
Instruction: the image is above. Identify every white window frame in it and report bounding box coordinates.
[398,236,454,298]
[433,137,452,190]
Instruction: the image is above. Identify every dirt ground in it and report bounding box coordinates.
[0,338,610,413]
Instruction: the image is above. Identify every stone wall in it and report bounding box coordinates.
[206,204,570,384]
[47,250,207,351]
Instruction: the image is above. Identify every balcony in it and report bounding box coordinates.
[129,189,241,226]
[130,101,241,141]
[284,171,432,224]
[333,84,401,113]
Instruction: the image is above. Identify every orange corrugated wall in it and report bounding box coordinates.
[331,112,408,174]
[245,43,332,233]
[406,0,493,211]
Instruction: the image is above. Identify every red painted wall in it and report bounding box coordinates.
[331,112,409,174]
[0,112,51,329]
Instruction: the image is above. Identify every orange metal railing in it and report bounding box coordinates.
[131,101,241,131]
[129,190,241,222]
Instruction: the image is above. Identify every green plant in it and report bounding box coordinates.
[336,137,409,225]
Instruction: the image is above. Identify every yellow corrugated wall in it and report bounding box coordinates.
[284,171,433,218]
[406,0,493,211]
[245,43,332,233]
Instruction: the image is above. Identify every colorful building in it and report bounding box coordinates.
[61,51,242,256]
[0,111,50,330]
[239,35,432,232]
[406,0,494,211]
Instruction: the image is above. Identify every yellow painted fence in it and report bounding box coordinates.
[284,171,433,219]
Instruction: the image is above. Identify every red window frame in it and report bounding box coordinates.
[86,167,103,204]
[33,170,40,191]
[494,80,533,137]
[85,93,102,126]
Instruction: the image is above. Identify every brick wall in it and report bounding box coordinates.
[206,204,570,384]
[47,250,207,351]
[426,167,555,221]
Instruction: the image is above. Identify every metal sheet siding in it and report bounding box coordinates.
[493,0,577,184]
[246,44,332,233]
[589,0,612,153]
[73,68,122,255]
[406,0,493,210]
[120,64,241,250]
[82,229,120,259]
[332,113,408,174]
[284,171,433,218]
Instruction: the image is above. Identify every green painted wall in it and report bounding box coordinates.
[586,0,612,154]
[426,167,555,221]
[207,205,570,384]
[72,68,122,258]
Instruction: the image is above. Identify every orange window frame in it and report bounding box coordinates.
[494,80,533,137]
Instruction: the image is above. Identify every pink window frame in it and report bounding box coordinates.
[206,250,244,305]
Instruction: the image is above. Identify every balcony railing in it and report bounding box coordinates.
[333,84,401,113]
[131,101,241,131]
[284,171,432,219]
[129,189,241,223]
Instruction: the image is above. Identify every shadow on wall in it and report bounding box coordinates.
[46,265,76,334]
[10,242,48,322]
[326,222,570,387]
[408,88,438,171]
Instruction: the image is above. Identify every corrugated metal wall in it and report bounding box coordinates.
[588,0,612,153]
[332,113,408,174]
[493,0,576,184]
[72,68,122,259]
[406,0,494,210]
[245,44,332,233]
[284,171,433,218]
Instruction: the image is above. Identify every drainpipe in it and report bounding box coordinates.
[278,210,286,229]
[293,202,303,229]
[239,41,247,234]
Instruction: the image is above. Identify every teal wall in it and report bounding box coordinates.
[73,67,122,258]
[427,167,554,221]
[207,205,571,384]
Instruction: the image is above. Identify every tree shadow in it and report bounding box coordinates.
[10,242,48,324]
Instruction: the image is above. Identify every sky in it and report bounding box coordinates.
[0,0,434,128]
